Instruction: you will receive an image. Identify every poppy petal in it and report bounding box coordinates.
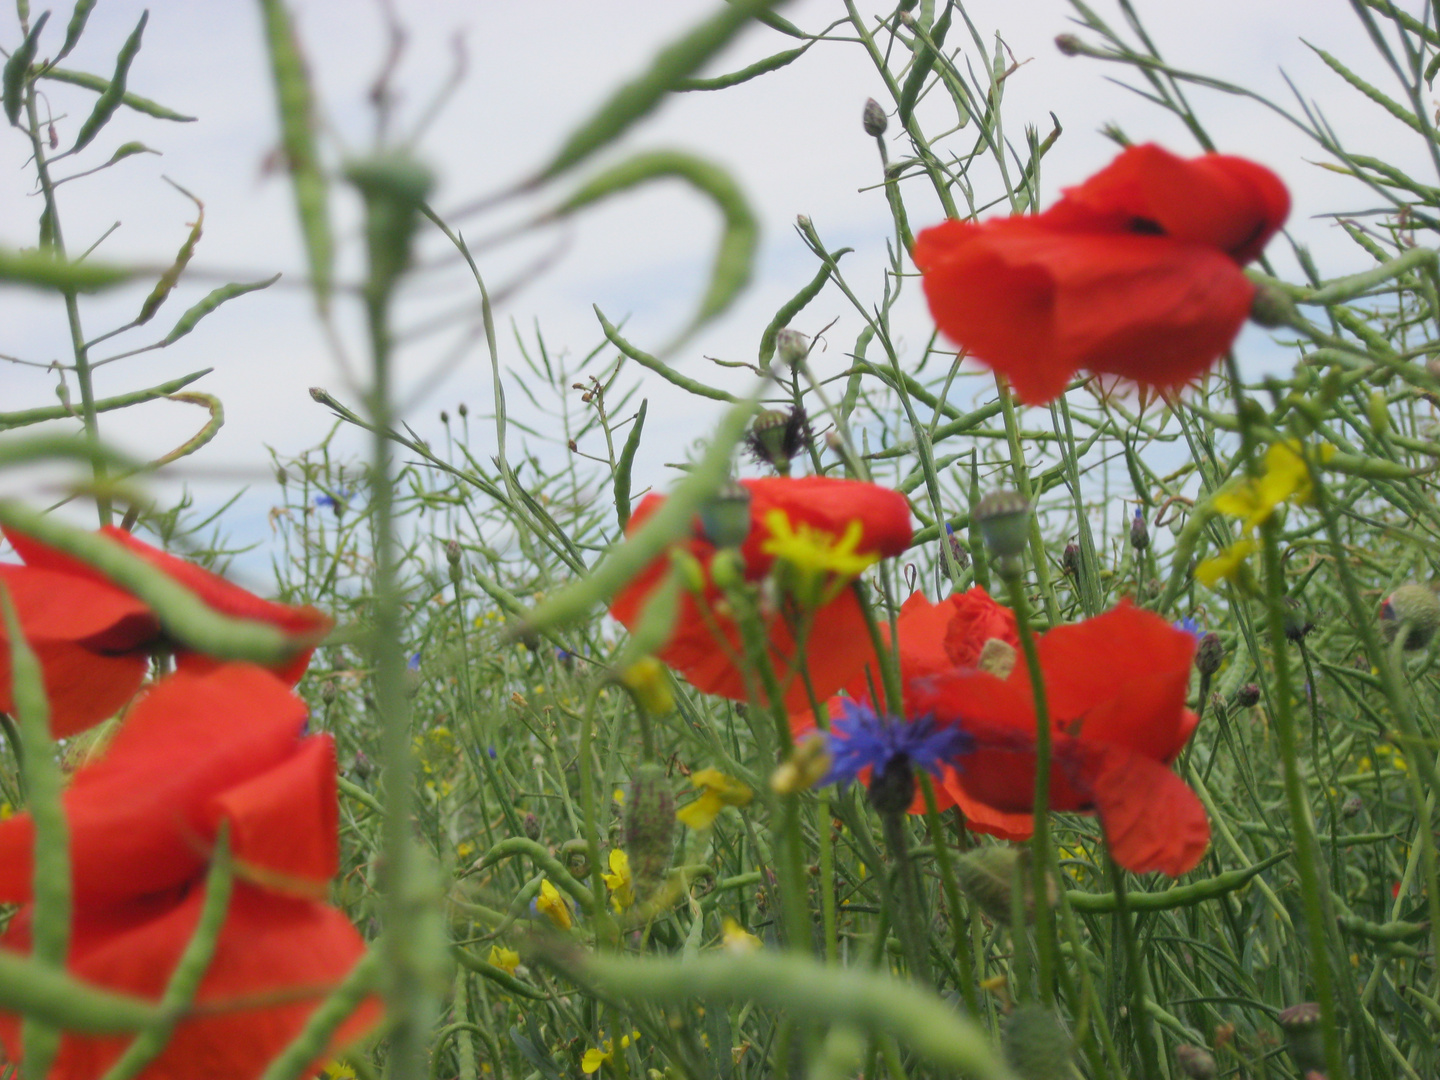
[1078,745,1210,876]
[203,735,339,897]
[0,884,379,1080]
[0,665,309,905]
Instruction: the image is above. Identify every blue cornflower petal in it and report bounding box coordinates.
[407,652,422,672]
[1172,616,1203,640]
[822,698,972,789]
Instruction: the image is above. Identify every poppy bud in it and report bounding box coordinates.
[1175,1044,1217,1080]
[699,480,753,549]
[746,408,812,477]
[775,328,809,367]
[1366,390,1389,436]
[440,409,450,425]
[1061,542,1080,577]
[458,402,469,418]
[275,466,289,487]
[446,539,463,581]
[1277,1002,1326,1075]
[1381,583,1440,650]
[954,847,1054,925]
[1002,1005,1073,1080]
[1249,282,1300,329]
[974,490,1031,559]
[862,97,888,137]
[943,523,971,570]
[866,755,915,815]
[1054,33,1083,55]
[620,657,674,716]
[1341,793,1363,818]
[1130,508,1150,551]
[523,812,542,841]
[1283,597,1315,642]
[625,762,676,900]
[1236,682,1261,707]
[1196,632,1224,676]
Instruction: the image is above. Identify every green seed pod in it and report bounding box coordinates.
[624,763,676,901]
[1002,1005,1073,1080]
[1381,583,1440,650]
[1277,1002,1326,1075]
[1367,389,1390,436]
[953,847,1054,925]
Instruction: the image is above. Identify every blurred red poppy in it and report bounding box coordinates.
[792,587,1032,840]
[910,601,1208,875]
[0,663,376,1079]
[0,525,331,736]
[609,476,912,712]
[913,143,1289,405]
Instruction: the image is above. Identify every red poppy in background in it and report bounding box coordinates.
[792,587,1032,840]
[609,476,912,712]
[913,143,1290,405]
[0,663,376,1079]
[0,525,331,737]
[910,602,1208,876]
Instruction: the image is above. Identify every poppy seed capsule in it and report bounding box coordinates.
[1174,1044,1217,1080]
[746,408,812,477]
[1277,1002,1326,1075]
[974,490,1031,558]
[862,97,888,137]
[698,481,752,549]
[1196,632,1224,676]
[1002,1005,1073,1080]
[775,328,809,367]
[1381,584,1440,650]
[624,763,676,900]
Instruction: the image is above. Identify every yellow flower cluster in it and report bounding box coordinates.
[676,768,753,830]
[759,509,879,607]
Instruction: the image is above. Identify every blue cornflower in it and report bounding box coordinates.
[1172,616,1203,640]
[407,652,422,672]
[822,698,972,790]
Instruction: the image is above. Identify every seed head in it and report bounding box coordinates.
[973,490,1031,559]
[862,97,888,137]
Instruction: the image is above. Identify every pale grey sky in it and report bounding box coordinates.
[0,0,1422,568]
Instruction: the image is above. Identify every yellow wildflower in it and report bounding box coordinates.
[581,1030,641,1074]
[534,879,573,930]
[488,945,520,974]
[601,849,636,912]
[620,657,674,715]
[770,734,832,796]
[760,509,878,607]
[1195,538,1258,588]
[676,768,753,830]
[1213,441,1336,534]
[320,1063,356,1080]
[721,917,763,953]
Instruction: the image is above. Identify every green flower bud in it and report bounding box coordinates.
[775,328,810,367]
[1002,1005,1073,1080]
[954,846,1054,925]
[625,763,677,901]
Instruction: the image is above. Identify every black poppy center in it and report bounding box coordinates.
[1127,216,1167,236]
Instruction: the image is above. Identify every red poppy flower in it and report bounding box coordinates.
[910,602,1208,875]
[913,143,1289,405]
[609,477,912,712]
[0,525,331,737]
[0,664,337,906]
[792,588,1032,840]
[0,663,376,1079]
[0,884,378,1080]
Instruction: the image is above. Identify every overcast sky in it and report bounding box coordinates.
[0,0,1424,576]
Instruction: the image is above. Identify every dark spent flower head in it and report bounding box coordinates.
[745,407,813,476]
[822,698,972,790]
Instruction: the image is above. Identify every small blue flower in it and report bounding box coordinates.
[407,652,422,672]
[315,494,336,509]
[822,698,972,788]
[1172,616,1203,640]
